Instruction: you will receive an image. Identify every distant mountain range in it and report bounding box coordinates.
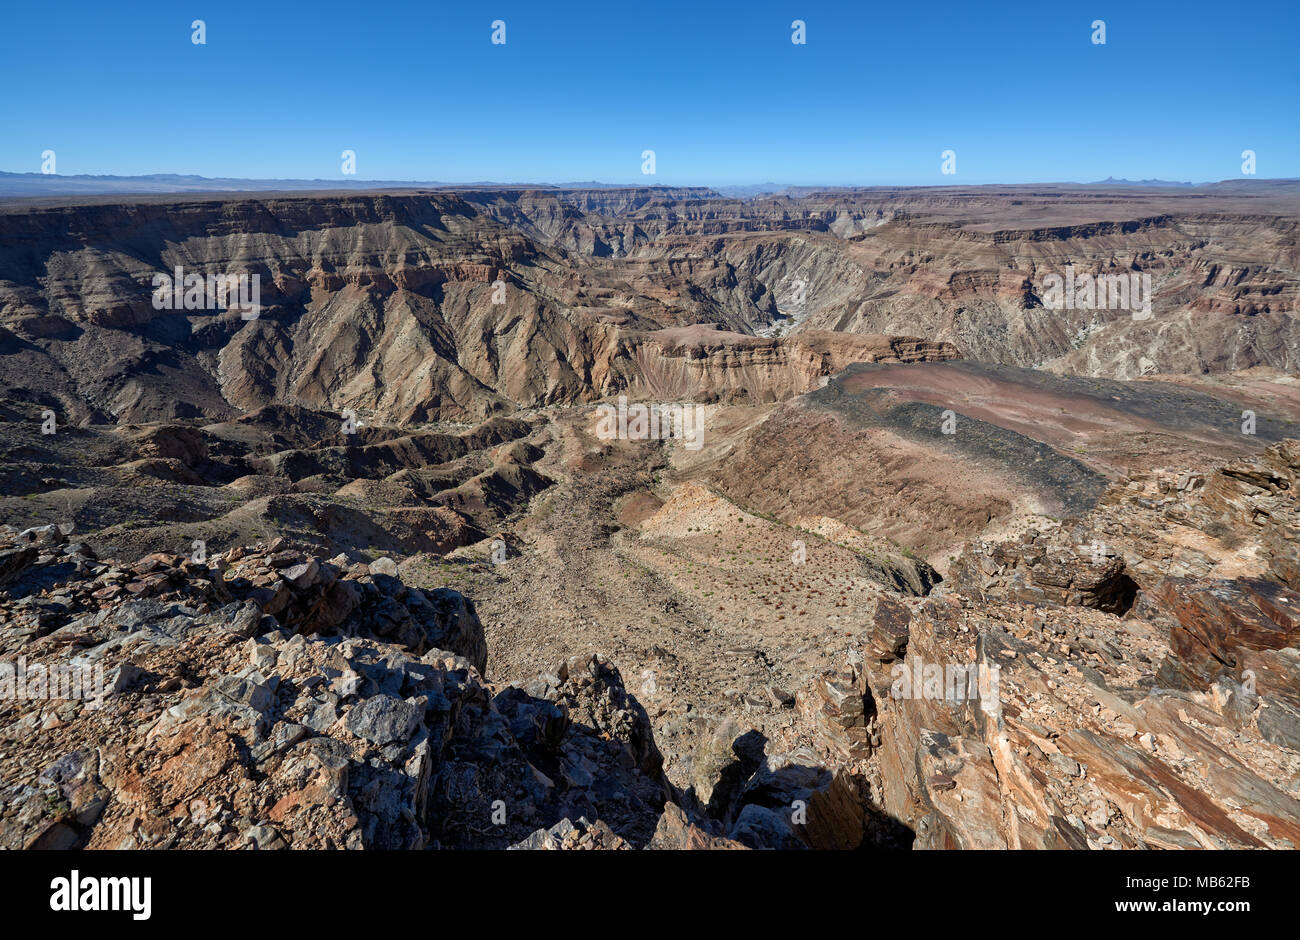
[1,170,1294,199]
[0,171,509,197]
[1091,177,1196,187]
[0,171,808,199]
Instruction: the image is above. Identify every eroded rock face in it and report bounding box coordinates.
[948,527,1137,614]
[1133,577,1300,693]
[1192,440,1300,587]
[4,187,1299,431]
[786,439,1300,851]
[639,439,1294,852]
[0,191,966,428]
[609,325,960,404]
[1079,439,1300,589]
[0,538,680,850]
[0,530,487,672]
[847,591,1300,849]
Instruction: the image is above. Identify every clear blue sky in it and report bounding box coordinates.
[3,0,1297,185]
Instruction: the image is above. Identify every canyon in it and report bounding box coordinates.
[1,182,1299,850]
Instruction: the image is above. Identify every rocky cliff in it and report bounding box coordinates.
[3,185,1297,427]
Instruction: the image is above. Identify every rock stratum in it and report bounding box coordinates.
[2,183,1298,425]
[2,183,1300,850]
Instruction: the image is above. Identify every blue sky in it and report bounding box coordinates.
[3,0,1297,185]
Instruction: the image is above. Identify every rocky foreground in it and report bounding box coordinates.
[2,439,1298,850]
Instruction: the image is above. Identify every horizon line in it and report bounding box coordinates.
[4,170,1299,193]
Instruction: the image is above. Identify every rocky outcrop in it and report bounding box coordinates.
[1134,577,1300,693]
[803,441,1300,849]
[0,533,683,850]
[800,656,875,763]
[647,801,746,850]
[844,590,1300,849]
[608,324,959,403]
[948,527,1137,614]
[0,527,488,672]
[1193,440,1300,586]
[509,817,631,850]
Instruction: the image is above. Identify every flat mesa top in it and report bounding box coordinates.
[3,180,1300,229]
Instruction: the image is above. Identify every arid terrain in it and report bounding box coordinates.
[2,183,1299,850]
